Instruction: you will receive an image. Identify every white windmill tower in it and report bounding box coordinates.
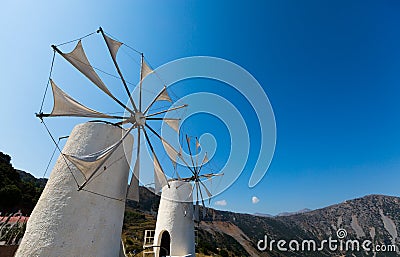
[150,135,223,257]
[16,28,185,257]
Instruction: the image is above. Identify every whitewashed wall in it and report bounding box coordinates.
[16,122,133,257]
[154,180,195,257]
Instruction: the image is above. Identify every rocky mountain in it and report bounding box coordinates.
[255,208,313,218]
[254,213,273,218]
[277,208,312,217]
[123,189,400,257]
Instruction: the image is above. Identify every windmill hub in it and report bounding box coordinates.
[133,111,146,126]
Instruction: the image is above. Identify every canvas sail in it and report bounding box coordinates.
[165,119,180,133]
[162,139,180,170]
[64,125,134,183]
[154,154,168,193]
[155,87,172,102]
[127,158,140,201]
[60,40,114,98]
[140,59,153,81]
[103,34,122,63]
[48,79,114,118]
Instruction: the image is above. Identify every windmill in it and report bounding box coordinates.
[150,135,223,257]
[17,28,186,257]
[178,135,223,223]
[35,27,186,200]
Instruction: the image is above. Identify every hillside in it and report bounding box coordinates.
[123,189,400,257]
[0,152,46,214]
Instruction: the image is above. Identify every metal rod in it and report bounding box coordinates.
[198,181,206,218]
[36,112,128,120]
[98,27,138,113]
[198,173,224,179]
[136,127,141,160]
[198,153,208,174]
[145,104,188,118]
[195,137,199,170]
[139,54,144,112]
[142,126,170,188]
[186,135,196,173]
[143,86,166,115]
[145,124,196,176]
[146,117,181,121]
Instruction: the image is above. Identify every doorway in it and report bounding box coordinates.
[159,231,170,257]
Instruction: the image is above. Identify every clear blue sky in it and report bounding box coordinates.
[1,1,400,215]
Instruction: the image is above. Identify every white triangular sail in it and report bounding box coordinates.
[64,125,134,182]
[153,154,168,193]
[162,139,179,169]
[196,138,201,151]
[155,87,172,102]
[127,158,140,201]
[164,119,180,134]
[61,40,114,98]
[140,59,153,81]
[49,79,113,118]
[64,142,117,179]
[103,34,122,63]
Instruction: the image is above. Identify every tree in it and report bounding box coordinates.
[219,249,229,257]
[0,184,22,206]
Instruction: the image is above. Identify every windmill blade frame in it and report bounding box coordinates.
[37,28,187,201]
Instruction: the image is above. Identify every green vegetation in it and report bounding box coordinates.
[0,151,45,214]
[122,207,157,255]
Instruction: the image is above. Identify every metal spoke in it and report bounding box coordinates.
[142,127,169,188]
[98,27,138,113]
[36,113,129,120]
[198,181,206,218]
[145,124,196,176]
[139,54,144,112]
[186,135,196,173]
[135,125,141,181]
[188,183,195,198]
[127,126,141,201]
[195,137,199,170]
[136,127,141,161]
[145,104,188,118]
[199,173,224,179]
[195,181,200,216]
[143,86,167,115]
[146,118,181,121]
[199,180,213,199]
